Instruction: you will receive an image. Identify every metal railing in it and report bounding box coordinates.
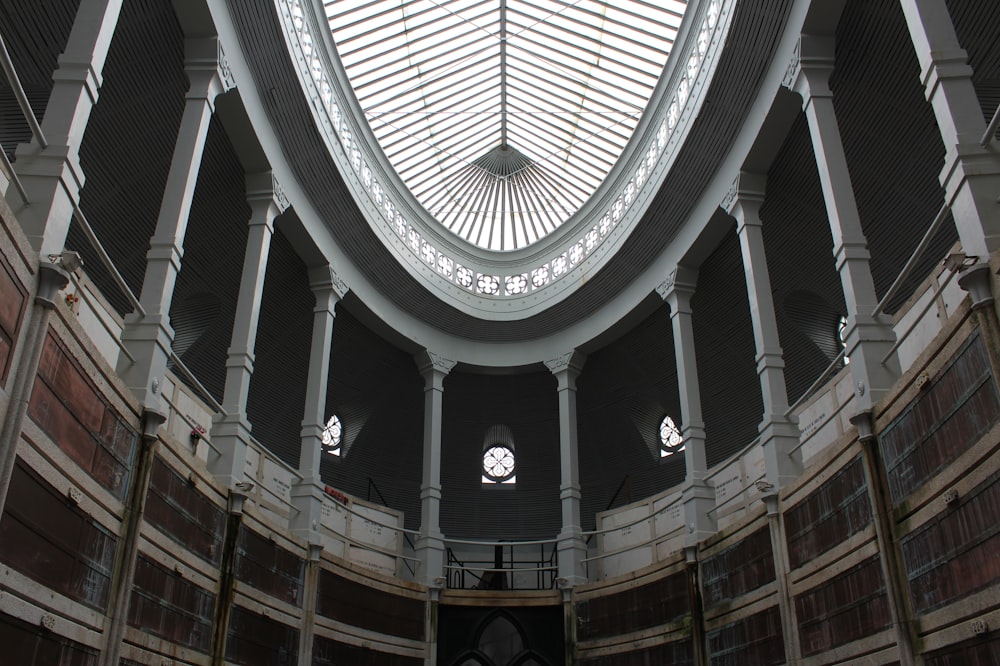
[445,543,557,590]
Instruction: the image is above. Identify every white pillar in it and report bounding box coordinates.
[117,38,235,413]
[12,0,124,257]
[544,351,587,586]
[656,268,716,547]
[414,351,455,586]
[209,173,288,488]
[790,36,901,411]
[290,266,347,539]
[900,0,1000,262]
[725,172,803,488]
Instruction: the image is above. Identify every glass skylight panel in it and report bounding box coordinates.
[326,0,688,251]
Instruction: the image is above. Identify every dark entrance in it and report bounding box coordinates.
[438,605,564,666]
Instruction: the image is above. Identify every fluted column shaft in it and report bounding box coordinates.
[545,352,587,585]
[726,173,803,488]
[791,36,900,411]
[209,173,288,488]
[415,351,455,585]
[290,266,345,538]
[900,0,1000,261]
[13,0,123,257]
[658,268,716,547]
[117,39,235,413]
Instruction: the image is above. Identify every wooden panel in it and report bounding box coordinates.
[0,461,118,610]
[0,253,27,385]
[795,555,891,655]
[144,456,225,566]
[316,569,425,641]
[578,640,694,665]
[225,605,298,666]
[923,634,1000,665]
[312,635,423,665]
[900,470,1000,614]
[127,555,215,653]
[784,455,872,570]
[702,527,775,607]
[576,571,689,641]
[235,525,304,607]
[706,605,785,666]
[879,332,1000,504]
[28,333,137,499]
[0,610,98,666]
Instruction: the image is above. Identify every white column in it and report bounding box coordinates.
[414,351,455,586]
[208,173,288,488]
[544,351,587,586]
[117,38,235,413]
[725,173,803,488]
[656,268,716,547]
[790,36,901,411]
[12,0,124,257]
[290,266,347,539]
[900,0,1000,263]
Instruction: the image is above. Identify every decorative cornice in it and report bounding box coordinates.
[415,350,457,377]
[543,350,585,375]
[272,174,290,212]
[218,42,236,91]
[308,264,349,300]
[781,37,800,89]
[655,268,678,300]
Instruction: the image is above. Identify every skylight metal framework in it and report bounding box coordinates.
[325,0,687,250]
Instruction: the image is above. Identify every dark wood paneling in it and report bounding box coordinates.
[144,456,225,566]
[0,609,98,666]
[576,571,689,641]
[315,569,425,641]
[28,333,137,499]
[0,461,118,610]
[784,455,872,570]
[901,470,1000,614]
[795,555,891,656]
[127,555,215,653]
[224,605,298,666]
[706,604,785,666]
[879,332,1000,505]
[578,640,694,666]
[312,635,423,666]
[234,525,304,607]
[702,527,775,607]
[924,634,1000,665]
[0,253,27,384]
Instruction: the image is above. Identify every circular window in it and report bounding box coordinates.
[483,445,516,483]
[321,415,342,455]
[659,416,685,457]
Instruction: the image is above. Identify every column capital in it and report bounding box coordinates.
[245,171,290,219]
[544,350,585,385]
[724,171,767,222]
[785,35,836,105]
[183,38,236,107]
[415,350,457,382]
[656,265,698,311]
[308,264,348,303]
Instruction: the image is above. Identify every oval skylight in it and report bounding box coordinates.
[326,0,688,251]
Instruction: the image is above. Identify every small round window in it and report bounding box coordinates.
[659,416,685,457]
[483,445,516,484]
[321,414,342,455]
